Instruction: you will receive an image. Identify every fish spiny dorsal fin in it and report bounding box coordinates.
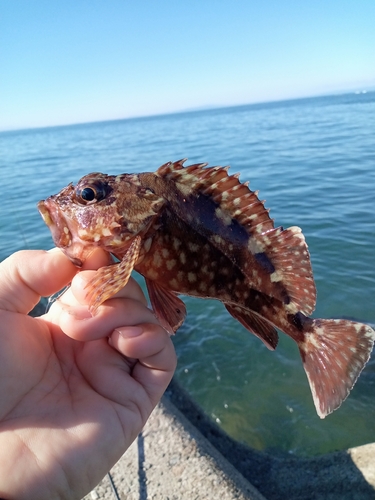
[159,161,275,234]
[196,168,275,234]
[156,159,188,177]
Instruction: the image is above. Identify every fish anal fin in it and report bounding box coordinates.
[299,319,375,418]
[146,278,187,335]
[86,236,141,314]
[225,304,279,350]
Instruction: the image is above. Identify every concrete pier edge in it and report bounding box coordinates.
[86,378,375,500]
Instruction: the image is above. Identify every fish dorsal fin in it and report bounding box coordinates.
[256,226,317,315]
[157,161,316,315]
[157,160,275,235]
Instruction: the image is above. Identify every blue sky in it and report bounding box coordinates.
[1,1,374,131]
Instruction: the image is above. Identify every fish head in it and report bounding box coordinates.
[38,172,165,266]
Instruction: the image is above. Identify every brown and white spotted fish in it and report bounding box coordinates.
[38,160,375,418]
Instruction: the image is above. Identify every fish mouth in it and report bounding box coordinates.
[38,200,55,228]
[38,199,88,267]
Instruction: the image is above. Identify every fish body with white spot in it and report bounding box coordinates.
[38,160,375,418]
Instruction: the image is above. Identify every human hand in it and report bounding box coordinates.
[0,249,176,500]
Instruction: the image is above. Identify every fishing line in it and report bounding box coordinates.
[107,472,121,500]
[45,286,70,313]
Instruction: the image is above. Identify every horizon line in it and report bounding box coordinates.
[1,87,374,135]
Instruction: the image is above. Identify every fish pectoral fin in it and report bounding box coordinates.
[298,319,375,418]
[146,279,187,335]
[224,304,278,350]
[85,236,142,314]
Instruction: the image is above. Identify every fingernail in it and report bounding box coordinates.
[115,326,143,338]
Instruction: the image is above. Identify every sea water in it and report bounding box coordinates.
[1,91,374,456]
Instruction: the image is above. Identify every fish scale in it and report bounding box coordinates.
[38,159,375,418]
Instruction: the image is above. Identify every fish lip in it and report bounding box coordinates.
[38,200,54,227]
[38,199,72,248]
[38,199,87,267]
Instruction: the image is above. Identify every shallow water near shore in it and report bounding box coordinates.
[1,91,375,456]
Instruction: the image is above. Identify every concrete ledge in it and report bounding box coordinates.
[167,379,375,500]
[85,395,265,500]
[85,379,375,500]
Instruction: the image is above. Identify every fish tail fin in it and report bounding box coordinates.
[298,319,375,418]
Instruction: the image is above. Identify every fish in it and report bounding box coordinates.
[38,159,375,418]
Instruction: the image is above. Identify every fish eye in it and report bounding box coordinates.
[76,181,108,205]
[81,187,96,201]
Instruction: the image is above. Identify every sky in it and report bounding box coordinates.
[1,1,374,131]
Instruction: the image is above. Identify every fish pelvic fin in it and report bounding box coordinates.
[145,278,187,335]
[225,304,279,350]
[298,319,375,418]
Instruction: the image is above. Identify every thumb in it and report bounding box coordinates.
[0,249,77,314]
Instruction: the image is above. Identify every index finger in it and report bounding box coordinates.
[0,249,77,314]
